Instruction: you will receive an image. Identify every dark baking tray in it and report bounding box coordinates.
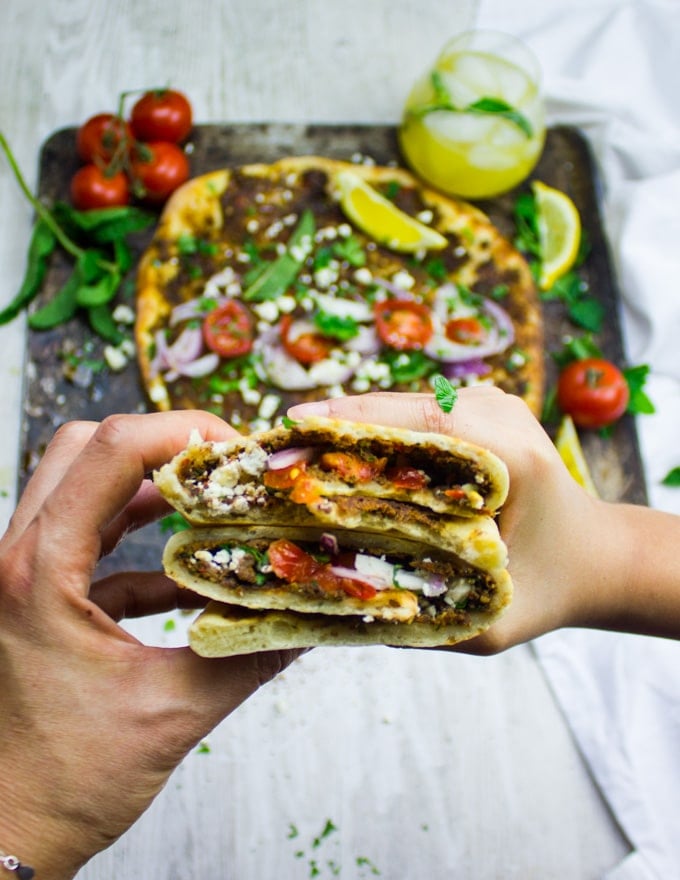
[20,124,648,575]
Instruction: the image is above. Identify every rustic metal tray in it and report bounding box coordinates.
[20,123,647,575]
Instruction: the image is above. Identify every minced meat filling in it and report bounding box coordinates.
[179,537,495,616]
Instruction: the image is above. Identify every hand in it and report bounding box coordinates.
[289,387,635,652]
[0,412,300,880]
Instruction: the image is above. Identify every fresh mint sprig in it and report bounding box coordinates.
[433,373,458,413]
[408,70,533,138]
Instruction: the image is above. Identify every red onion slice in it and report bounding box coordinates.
[329,565,390,591]
[267,447,315,470]
[170,294,228,327]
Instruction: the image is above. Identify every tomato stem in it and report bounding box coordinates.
[0,131,117,274]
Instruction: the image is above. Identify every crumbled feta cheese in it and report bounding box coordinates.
[353,267,373,286]
[391,270,415,290]
[253,301,279,323]
[258,393,281,420]
[416,209,434,224]
[246,219,259,233]
[104,345,128,372]
[337,223,352,238]
[277,295,297,313]
[112,304,135,324]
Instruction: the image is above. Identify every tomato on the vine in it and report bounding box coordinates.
[203,301,253,358]
[557,357,630,429]
[130,141,190,203]
[130,89,193,143]
[374,299,433,350]
[76,113,131,164]
[280,315,334,365]
[70,164,130,210]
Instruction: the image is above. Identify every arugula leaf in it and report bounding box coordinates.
[433,374,458,413]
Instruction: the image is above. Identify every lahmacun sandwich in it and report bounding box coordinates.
[153,415,510,523]
[155,417,512,656]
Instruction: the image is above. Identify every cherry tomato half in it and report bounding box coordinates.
[445,316,487,345]
[374,299,433,350]
[130,89,193,143]
[557,357,630,429]
[76,113,131,164]
[130,141,190,204]
[268,539,377,601]
[280,315,334,365]
[70,164,130,210]
[202,301,253,358]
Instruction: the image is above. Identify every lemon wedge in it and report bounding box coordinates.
[532,180,582,290]
[335,170,448,253]
[554,414,598,496]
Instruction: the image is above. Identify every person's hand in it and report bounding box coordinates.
[289,388,639,652]
[0,412,301,880]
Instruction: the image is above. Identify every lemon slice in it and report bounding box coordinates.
[532,180,582,290]
[335,170,448,253]
[554,414,598,496]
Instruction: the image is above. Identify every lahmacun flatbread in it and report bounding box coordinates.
[136,156,543,432]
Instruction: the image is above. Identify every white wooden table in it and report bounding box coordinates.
[0,1,630,876]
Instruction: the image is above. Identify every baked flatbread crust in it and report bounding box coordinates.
[136,156,543,430]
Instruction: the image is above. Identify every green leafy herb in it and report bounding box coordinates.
[332,235,366,267]
[287,824,300,840]
[662,467,680,487]
[424,256,447,283]
[313,311,359,341]
[433,373,458,413]
[196,741,211,754]
[551,333,603,369]
[243,210,315,302]
[409,70,533,138]
[356,855,382,875]
[0,133,154,340]
[163,618,176,632]
[623,364,655,416]
[159,512,191,534]
[312,819,337,849]
[383,349,437,383]
[281,416,299,429]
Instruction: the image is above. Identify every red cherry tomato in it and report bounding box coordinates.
[70,164,130,210]
[445,316,487,345]
[130,141,190,204]
[385,465,428,490]
[202,301,253,358]
[319,451,386,483]
[557,357,630,429]
[374,299,433,350]
[267,539,377,601]
[76,113,131,163]
[280,315,334,365]
[129,89,193,143]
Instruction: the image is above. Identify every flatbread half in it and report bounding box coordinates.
[153,415,510,522]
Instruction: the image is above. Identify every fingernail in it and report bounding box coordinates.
[287,401,330,418]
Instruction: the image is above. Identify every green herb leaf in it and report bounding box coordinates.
[551,333,603,369]
[623,364,655,415]
[332,235,366,267]
[0,219,56,324]
[28,270,81,330]
[281,416,299,429]
[53,202,155,244]
[313,311,359,341]
[383,349,437,383]
[159,512,191,534]
[467,96,533,138]
[243,210,316,302]
[661,466,680,487]
[76,269,121,308]
[433,374,458,413]
[567,297,605,333]
[87,303,124,344]
[513,190,541,258]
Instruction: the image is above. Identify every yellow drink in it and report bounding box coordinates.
[399,31,546,199]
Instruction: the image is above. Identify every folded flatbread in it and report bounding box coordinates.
[163,523,512,655]
[155,416,512,656]
[154,415,510,523]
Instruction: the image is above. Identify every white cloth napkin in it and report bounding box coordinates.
[475,1,680,876]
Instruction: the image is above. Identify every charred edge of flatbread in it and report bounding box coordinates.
[153,416,510,522]
[188,574,512,656]
[135,155,543,419]
[162,524,510,627]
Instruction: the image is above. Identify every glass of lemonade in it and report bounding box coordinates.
[399,30,545,199]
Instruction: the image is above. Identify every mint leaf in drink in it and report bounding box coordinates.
[467,97,533,138]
